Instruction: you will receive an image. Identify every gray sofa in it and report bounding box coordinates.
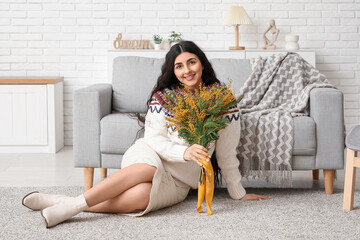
[73,56,344,193]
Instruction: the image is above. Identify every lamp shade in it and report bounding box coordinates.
[223,6,252,25]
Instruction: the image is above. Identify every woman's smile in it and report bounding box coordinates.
[184,74,195,81]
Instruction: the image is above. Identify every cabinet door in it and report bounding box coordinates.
[0,85,48,145]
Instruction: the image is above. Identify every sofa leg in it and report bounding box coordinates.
[323,169,334,195]
[100,168,107,178]
[84,168,94,191]
[312,170,319,180]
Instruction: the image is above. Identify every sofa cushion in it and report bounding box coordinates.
[209,58,252,93]
[112,56,164,113]
[293,116,316,156]
[100,113,142,154]
[101,113,315,157]
[112,57,252,113]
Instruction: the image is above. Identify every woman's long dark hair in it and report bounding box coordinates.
[137,40,223,187]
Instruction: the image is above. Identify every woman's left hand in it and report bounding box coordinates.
[240,194,271,201]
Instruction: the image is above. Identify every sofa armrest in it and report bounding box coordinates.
[310,88,344,169]
[73,84,112,168]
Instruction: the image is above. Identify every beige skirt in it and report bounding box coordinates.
[120,138,190,216]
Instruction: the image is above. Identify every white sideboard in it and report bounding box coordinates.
[0,77,64,153]
[107,49,315,83]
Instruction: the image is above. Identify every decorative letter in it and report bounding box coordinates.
[113,33,122,49]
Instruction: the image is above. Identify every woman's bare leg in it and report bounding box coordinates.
[83,163,156,207]
[85,182,152,213]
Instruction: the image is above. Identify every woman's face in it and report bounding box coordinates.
[173,52,204,90]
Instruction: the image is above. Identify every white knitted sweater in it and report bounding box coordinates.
[143,91,246,200]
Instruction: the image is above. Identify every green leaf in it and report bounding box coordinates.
[198,98,206,111]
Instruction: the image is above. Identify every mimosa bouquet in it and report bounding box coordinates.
[164,82,241,215]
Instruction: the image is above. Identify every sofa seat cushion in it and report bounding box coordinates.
[100,113,142,154]
[100,114,315,156]
[293,116,316,156]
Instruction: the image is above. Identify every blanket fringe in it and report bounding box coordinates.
[241,167,293,187]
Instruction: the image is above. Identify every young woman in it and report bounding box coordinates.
[22,41,270,228]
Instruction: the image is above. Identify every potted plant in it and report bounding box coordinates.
[168,31,183,46]
[153,34,163,50]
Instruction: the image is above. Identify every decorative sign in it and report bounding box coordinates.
[113,33,153,49]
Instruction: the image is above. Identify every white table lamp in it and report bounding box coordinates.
[223,6,253,50]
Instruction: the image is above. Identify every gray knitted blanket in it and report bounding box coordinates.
[237,52,333,185]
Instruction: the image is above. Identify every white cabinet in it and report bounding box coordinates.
[107,49,316,83]
[0,77,64,153]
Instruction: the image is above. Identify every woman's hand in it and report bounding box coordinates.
[241,194,271,201]
[184,144,211,167]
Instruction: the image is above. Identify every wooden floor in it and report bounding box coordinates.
[0,146,358,192]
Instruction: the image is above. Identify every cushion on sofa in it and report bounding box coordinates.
[100,113,316,157]
[112,57,252,113]
[112,56,164,113]
[100,113,142,154]
[209,58,252,92]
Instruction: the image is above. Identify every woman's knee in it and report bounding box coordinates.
[146,164,157,176]
[133,163,157,179]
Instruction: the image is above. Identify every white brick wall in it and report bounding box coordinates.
[0,0,359,145]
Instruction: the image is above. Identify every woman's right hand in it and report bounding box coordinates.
[241,194,271,201]
[183,144,211,167]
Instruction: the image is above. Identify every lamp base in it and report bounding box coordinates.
[229,46,245,50]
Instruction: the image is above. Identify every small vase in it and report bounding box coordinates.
[154,43,161,50]
[285,34,299,50]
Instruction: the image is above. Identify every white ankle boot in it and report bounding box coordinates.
[22,191,72,211]
[41,194,89,228]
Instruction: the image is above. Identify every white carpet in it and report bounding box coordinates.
[2,187,360,239]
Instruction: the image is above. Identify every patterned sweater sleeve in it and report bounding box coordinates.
[215,104,246,199]
[143,93,188,163]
